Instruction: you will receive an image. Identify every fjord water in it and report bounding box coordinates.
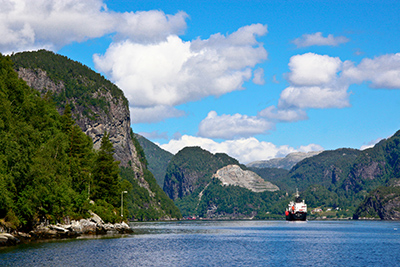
[1,220,400,266]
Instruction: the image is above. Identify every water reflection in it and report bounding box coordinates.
[1,220,400,267]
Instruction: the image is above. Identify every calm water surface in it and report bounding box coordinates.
[1,220,400,266]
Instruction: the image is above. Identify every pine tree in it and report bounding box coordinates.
[92,132,120,206]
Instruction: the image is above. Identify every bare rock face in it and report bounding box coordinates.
[16,67,142,173]
[353,184,400,220]
[213,165,279,192]
[247,151,323,170]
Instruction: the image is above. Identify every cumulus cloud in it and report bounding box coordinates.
[130,105,186,123]
[0,0,187,53]
[278,85,350,109]
[292,32,349,48]
[277,52,400,112]
[94,24,268,122]
[288,53,342,86]
[159,135,323,164]
[258,106,308,122]
[343,53,400,89]
[278,53,351,110]
[198,111,274,139]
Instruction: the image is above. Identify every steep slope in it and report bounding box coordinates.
[288,148,362,191]
[11,50,139,169]
[247,151,322,170]
[134,133,173,187]
[343,130,400,194]
[353,180,400,220]
[9,50,181,221]
[0,53,105,229]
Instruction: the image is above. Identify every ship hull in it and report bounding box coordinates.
[286,212,307,221]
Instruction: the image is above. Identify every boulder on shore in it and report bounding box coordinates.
[0,212,132,247]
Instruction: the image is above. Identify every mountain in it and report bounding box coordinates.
[163,147,283,219]
[8,50,181,222]
[163,146,243,200]
[11,50,138,168]
[134,133,173,187]
[288,148,362,191]
[247,151,323,170]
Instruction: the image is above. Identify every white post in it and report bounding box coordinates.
[121,191,128,217]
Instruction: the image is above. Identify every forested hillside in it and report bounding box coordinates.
[0,54,123,230]
[0,52,181,232]
[135,133,173,187]
[163,147,286,219]
[160,131,400,219]
[163,147,245,200]
[11,50,136,167]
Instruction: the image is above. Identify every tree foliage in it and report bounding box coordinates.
[10,50,128,113]
[0,53,180,230]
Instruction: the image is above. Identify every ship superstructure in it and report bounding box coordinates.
[285,188,307,221]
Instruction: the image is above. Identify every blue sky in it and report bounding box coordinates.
[2,0,400,163]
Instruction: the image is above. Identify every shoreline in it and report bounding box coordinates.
[0,211,132,247]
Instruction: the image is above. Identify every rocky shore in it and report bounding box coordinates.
[0,212,132,247]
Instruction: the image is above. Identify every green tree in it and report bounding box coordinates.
[92,132,120,206]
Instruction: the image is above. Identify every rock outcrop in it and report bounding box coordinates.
[16,67,141,170]
[0,212,132,246]
[163,147,242,200]
[213,165,279,192]
[353,182,400,220]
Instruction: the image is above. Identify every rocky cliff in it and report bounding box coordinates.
[247,151,322,170]
[11,50,142,171]
[213,165,279,192]
[353,181,400,220]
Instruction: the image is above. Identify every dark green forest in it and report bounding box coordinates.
[11,50,127,117]
[0,53,180,231]
[134,133,173,187]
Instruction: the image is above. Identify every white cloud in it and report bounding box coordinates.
[0,0,187,53]
[116,10,188,43]
[159,135,323,164]
[343,53,400,89]
[278,85,350,109]
[253,68,265,85]
[292,32,349,48]
[95,24,268,122]
[258,106,308,122]
[298,144,324,152]
[130,105,186,124]
[288,53,342,86]
[360,138,383,150]
[198,111,274,139]
[278,53,350,110]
